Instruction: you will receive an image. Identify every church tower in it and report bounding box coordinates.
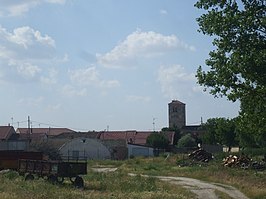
[168,100,186,129]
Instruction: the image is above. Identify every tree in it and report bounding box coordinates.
[201,117,238,150]
[146,133,169,149]
[215,118,238,151]
[195,0,266,147]
[161,127,181,145]
[200,118,218,145]
[31,142,61,160]
[177,134,197,148]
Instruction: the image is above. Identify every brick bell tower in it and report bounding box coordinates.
[168,100,186,129]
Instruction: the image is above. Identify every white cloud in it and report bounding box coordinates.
[8,26,55,48]
[69,66,120,88]
[64,66,120,97]
[160,9,168,15]
[40,68,58,84]
[69,67,99,85]
[18,96,44,107]
[97,30,196,69]
[157,65,196,99]
[62,85,87,97]
[126,95,151,103]
[0,0,65,17]
[16,62,41,79]
[0,26,55,60]
[46,103,62,112]
[0,25,58,83]
[101,80,120,88]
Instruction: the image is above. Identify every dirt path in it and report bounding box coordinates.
[91,168,249,199]
[128,173,249,199]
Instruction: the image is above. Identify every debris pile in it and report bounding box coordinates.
[188,148,213,162]
[223,154,266,171]
[223,154,251,168]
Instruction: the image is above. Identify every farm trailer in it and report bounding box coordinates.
[0,150,87,188]
[0,150,43,170]
[18,159,87,188]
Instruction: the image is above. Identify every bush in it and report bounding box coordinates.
[146,133,169,149]
[177,134,197,148]
[241,147,266,157]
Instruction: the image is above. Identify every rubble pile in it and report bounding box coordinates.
[223,154,266,170]
[223,154,251,168]
[188,148,213,162]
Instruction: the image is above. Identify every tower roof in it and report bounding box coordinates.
[169,100,185,105]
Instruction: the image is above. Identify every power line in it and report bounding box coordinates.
[30,120,91,131]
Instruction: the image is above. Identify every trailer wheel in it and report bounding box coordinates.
[74,176,84,188]
[25,174,34,181]
[57,177,64,184]
[48,175,58,184]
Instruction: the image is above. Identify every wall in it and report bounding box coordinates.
[0,140,29,151]
[59,138,111,160]
[128,144,154,158]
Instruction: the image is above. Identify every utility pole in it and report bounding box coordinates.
[153,117,156,132]
[27,116,31,140]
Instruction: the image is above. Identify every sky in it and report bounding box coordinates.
[0,0,240,131]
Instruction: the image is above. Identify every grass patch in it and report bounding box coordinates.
[0,154,265,198]
[214,189,234,199]
[84,169,195,198]
[89,154,266,199]
[0,167,195,199]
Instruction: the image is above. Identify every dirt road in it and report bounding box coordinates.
[128,173,249,199]
[92,168,249,199]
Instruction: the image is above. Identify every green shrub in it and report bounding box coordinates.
[2,170,19,180]
[177,134,197,148]
[241,147,266,156]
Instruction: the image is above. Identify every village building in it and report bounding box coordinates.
[1,99,204,159]
[0,126,29,150]
[168,100,204,137]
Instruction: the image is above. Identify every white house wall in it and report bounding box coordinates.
[59,138,111,160]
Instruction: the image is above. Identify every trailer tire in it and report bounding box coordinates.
[48,175,58,184]
[74,176,84,188]
[25,174,34,181]
[57,177,64,184]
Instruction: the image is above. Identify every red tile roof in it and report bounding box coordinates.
[97,131,175,145]
[0,126,16,140]
[16,128,75,137]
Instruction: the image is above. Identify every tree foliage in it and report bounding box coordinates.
[161,127,181,145]
[177,134,197,148]
[31,142,61,160]
[201,117,238,150]
[195,0,266,147]
[146,133,169,149]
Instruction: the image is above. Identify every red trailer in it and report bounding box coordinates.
[0,150,43,170]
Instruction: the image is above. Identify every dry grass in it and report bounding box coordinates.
[0,167,195,199]
[88,154,266,199]
[0,154,265,199]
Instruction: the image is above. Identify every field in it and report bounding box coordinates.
[0,154,265,199]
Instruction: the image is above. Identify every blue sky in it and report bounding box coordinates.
[0,0,240,131]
